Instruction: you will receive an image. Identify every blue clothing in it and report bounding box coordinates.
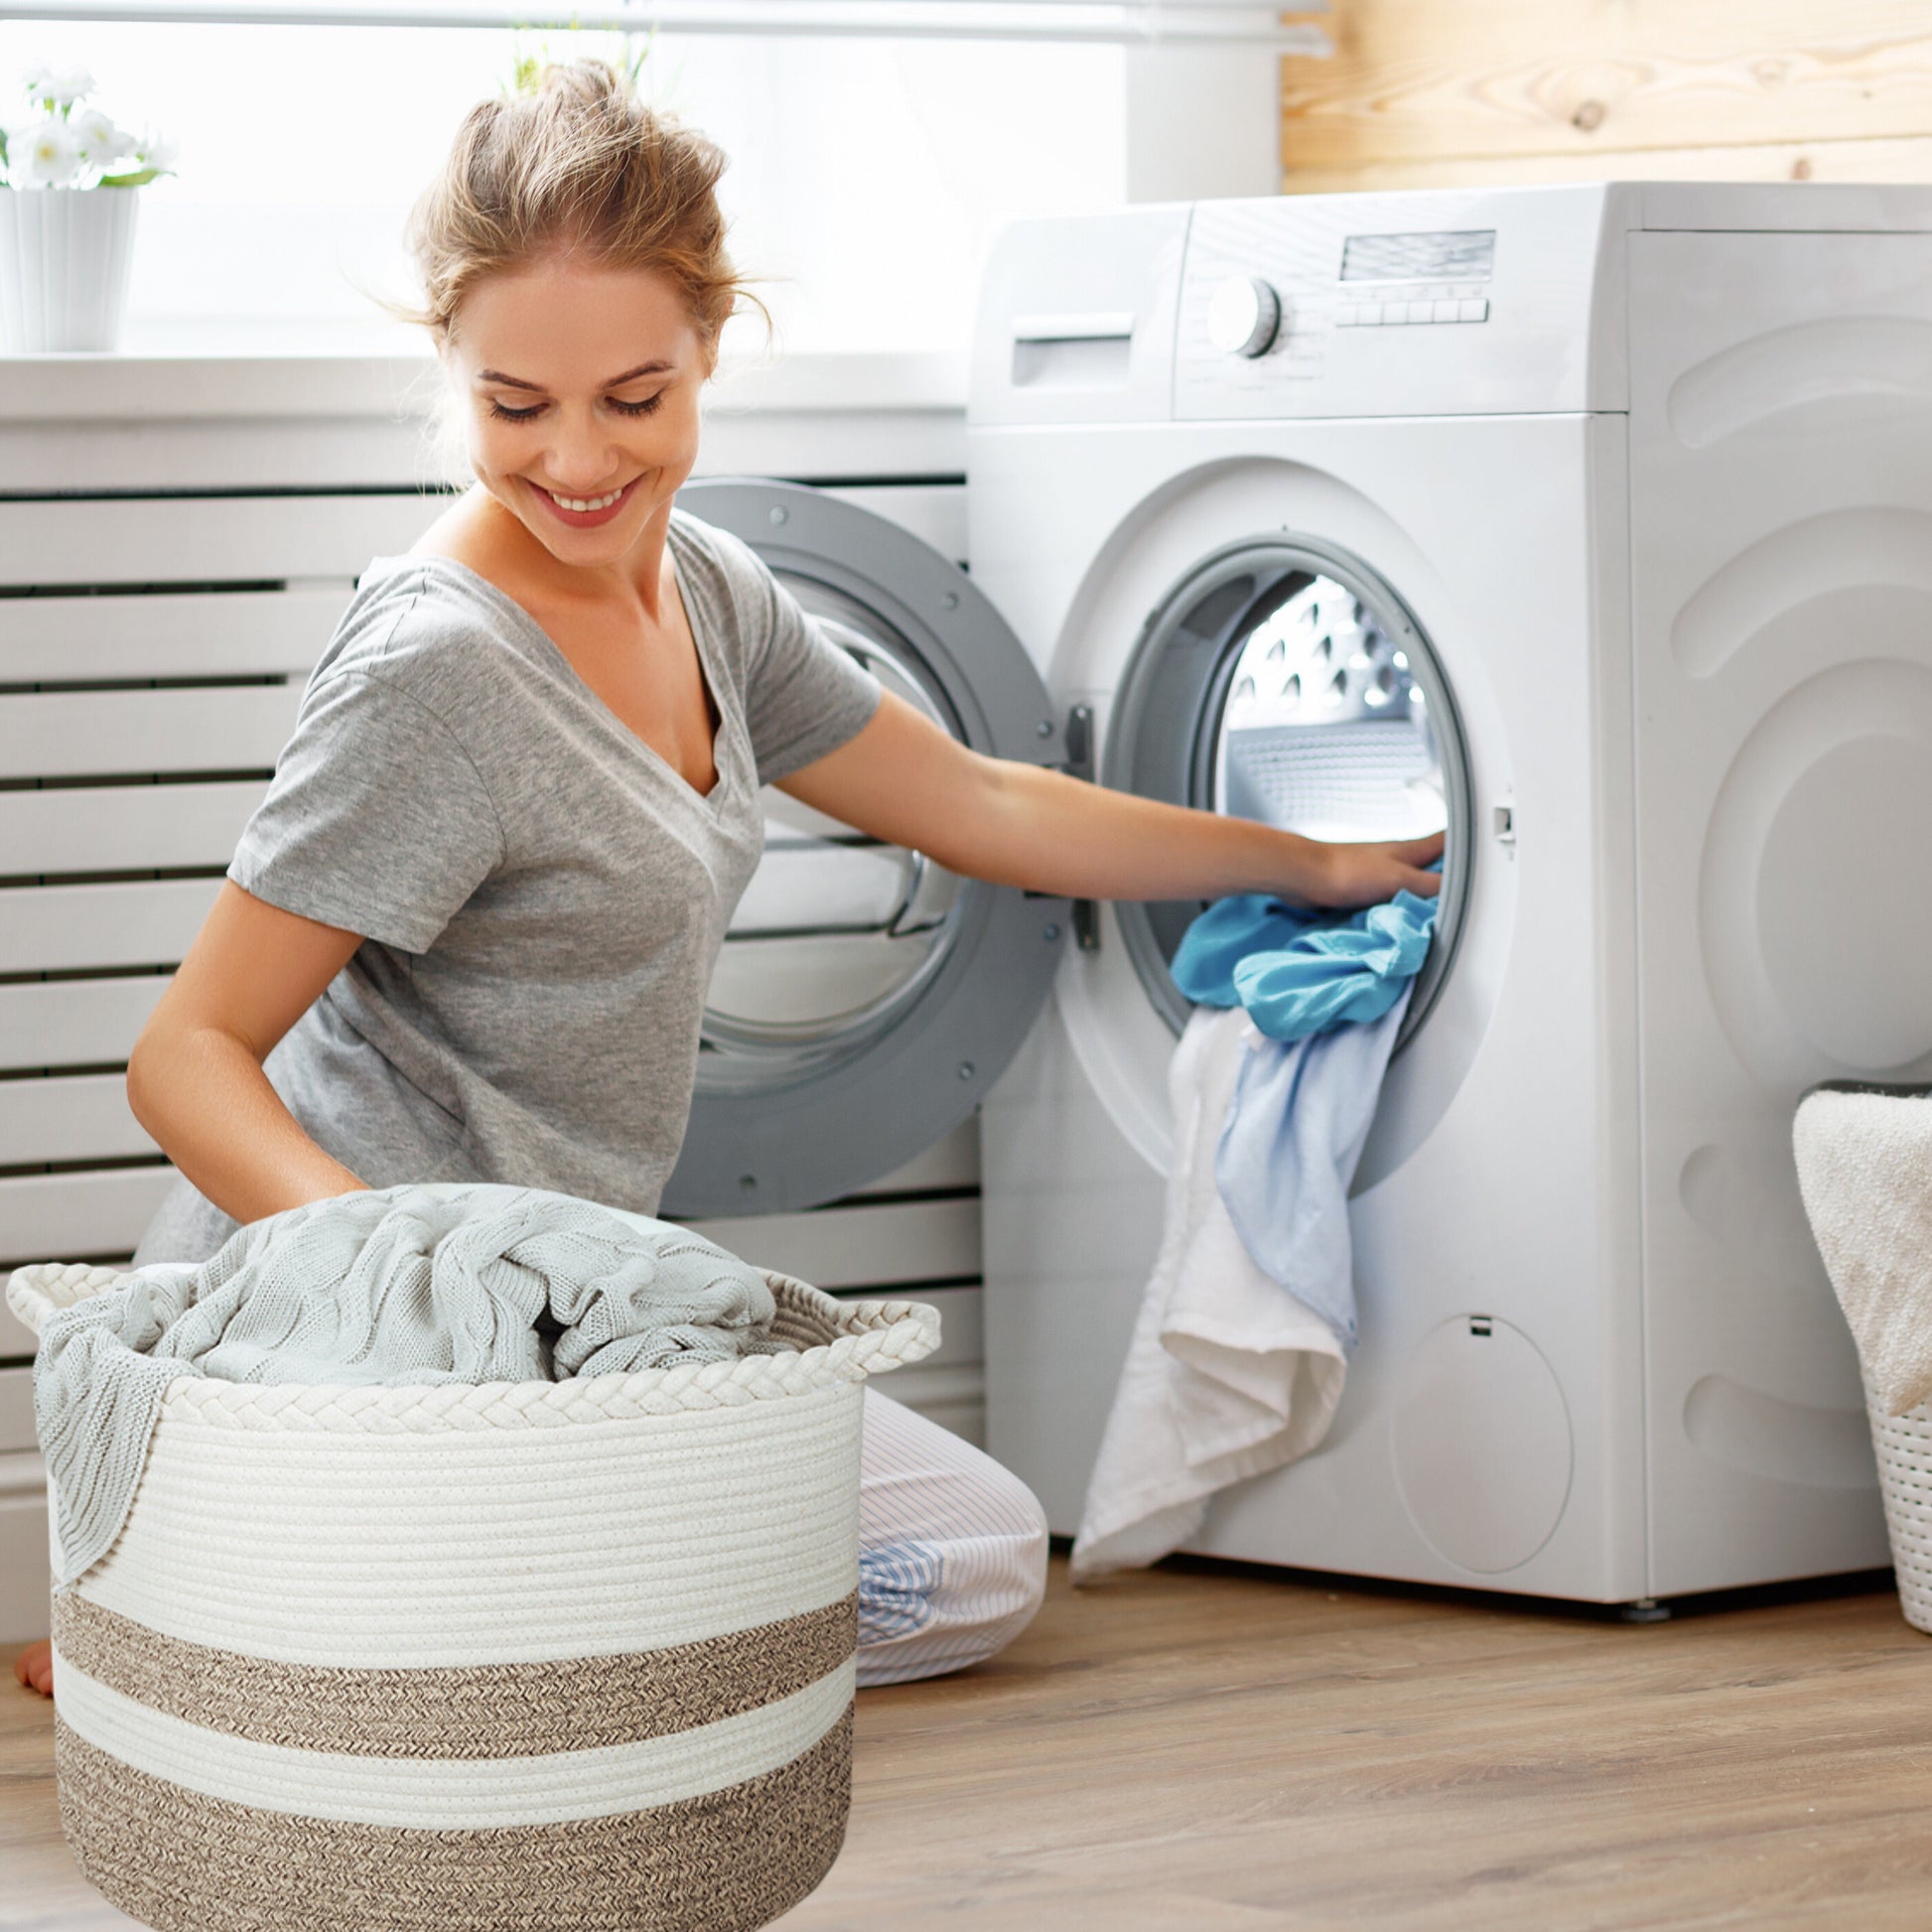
[1171,882,1438,1349]
[1213,991,1411,1349]
[1171,888,1438,1042]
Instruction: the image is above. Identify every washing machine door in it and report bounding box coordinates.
[1106,532,1474,1072]
[660,479,1068,1218]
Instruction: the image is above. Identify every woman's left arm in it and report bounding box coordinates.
[779,693,1444,912]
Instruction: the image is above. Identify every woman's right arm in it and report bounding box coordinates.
[126,882,373,1227]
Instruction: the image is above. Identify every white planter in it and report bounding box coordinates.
[0,186,140,353]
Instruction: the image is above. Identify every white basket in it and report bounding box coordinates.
[1791,1083,1932,1636]
[1866,1376,1932,1634]
[10,1259,938,1932]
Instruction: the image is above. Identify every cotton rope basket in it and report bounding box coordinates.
[1793,1081,1932,1636]
[1863,1386,1932,1633]
[8,1256,939,1932]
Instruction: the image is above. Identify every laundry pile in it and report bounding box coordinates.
[25,1182,785,1585]
[1071,888,1437,1579]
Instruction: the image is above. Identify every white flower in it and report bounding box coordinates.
[12,117,78,187]
[31,64,94,107]
[129,125,178,173]
[70,106,129,169]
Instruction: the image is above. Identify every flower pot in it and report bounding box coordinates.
[0,185,139,352]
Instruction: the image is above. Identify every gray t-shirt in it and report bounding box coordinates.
[131,508,883,1268]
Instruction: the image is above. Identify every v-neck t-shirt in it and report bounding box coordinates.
[131,508,884,1267]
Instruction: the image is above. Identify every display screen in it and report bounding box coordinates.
[1340,230,1496,283]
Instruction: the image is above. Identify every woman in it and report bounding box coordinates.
[15,61,1441,1701]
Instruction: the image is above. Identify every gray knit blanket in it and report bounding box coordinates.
[35,1182,787,1586]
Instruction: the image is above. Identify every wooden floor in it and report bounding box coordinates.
[6,1552,1929,1931]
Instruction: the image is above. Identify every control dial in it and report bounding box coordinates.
[1207,275,1283,358]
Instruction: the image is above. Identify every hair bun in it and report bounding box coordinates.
[398,57,767,355]
[538,57,626,106]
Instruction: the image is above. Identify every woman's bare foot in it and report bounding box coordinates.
[14,1638,52,1698]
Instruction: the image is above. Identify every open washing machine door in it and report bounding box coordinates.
[1057,522,1482,1198]
[660,479,1068,1218]
[1108,534,1473,1049]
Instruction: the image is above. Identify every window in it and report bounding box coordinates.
[0,22,1127,355]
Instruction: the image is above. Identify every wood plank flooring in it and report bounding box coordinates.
[4,1552,1928,1930]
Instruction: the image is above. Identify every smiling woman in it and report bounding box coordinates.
[395,69,763,785]
[418,256,732,794]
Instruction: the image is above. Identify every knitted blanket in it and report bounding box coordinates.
[27,1182,786,1586]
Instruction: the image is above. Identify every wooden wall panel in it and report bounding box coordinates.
[0,587,348,682]
[0,976,168,1076]
[1281,2,1932,190]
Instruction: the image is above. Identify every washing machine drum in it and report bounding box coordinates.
[1108,536,1473,1049]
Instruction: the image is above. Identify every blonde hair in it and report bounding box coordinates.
[400,59,765,360]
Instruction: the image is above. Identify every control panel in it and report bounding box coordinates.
[1336,226,1493,327]
[1173,187,1627,420]
[971,184,1932,432]
[1336,289,1489,329]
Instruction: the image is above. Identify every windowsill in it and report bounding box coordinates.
[0,322,970,424]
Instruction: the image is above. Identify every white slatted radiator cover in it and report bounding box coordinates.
[0,486,990,1638]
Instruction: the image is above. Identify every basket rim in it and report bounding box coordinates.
[7,1260,940,1426]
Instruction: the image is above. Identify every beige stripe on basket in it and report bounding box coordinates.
[54,1587,858,1758]
[53,1652,856,1828]
[58,1707,852,1932]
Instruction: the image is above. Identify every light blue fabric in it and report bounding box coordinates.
[858,1539,944,1641]
[1171,887,1438,1042]
[1171,878,1439,1350]
[1213,990,1412,1350]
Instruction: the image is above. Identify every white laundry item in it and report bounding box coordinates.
[1793,1085,1932,1418]
[1070,1007,1346,1581]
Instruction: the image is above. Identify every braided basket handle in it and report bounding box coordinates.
[6,1261,139,1342]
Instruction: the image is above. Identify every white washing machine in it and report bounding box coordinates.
[969,183,1932,1607]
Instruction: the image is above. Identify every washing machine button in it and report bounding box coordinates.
[1208,275,1284,357]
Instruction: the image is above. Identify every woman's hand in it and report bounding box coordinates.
[1304,832,1446,912]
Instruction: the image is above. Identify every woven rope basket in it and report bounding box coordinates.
[1791,1081,1932,1637]
[1863,1377,1932,1634]
[10,1258,939,1932]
